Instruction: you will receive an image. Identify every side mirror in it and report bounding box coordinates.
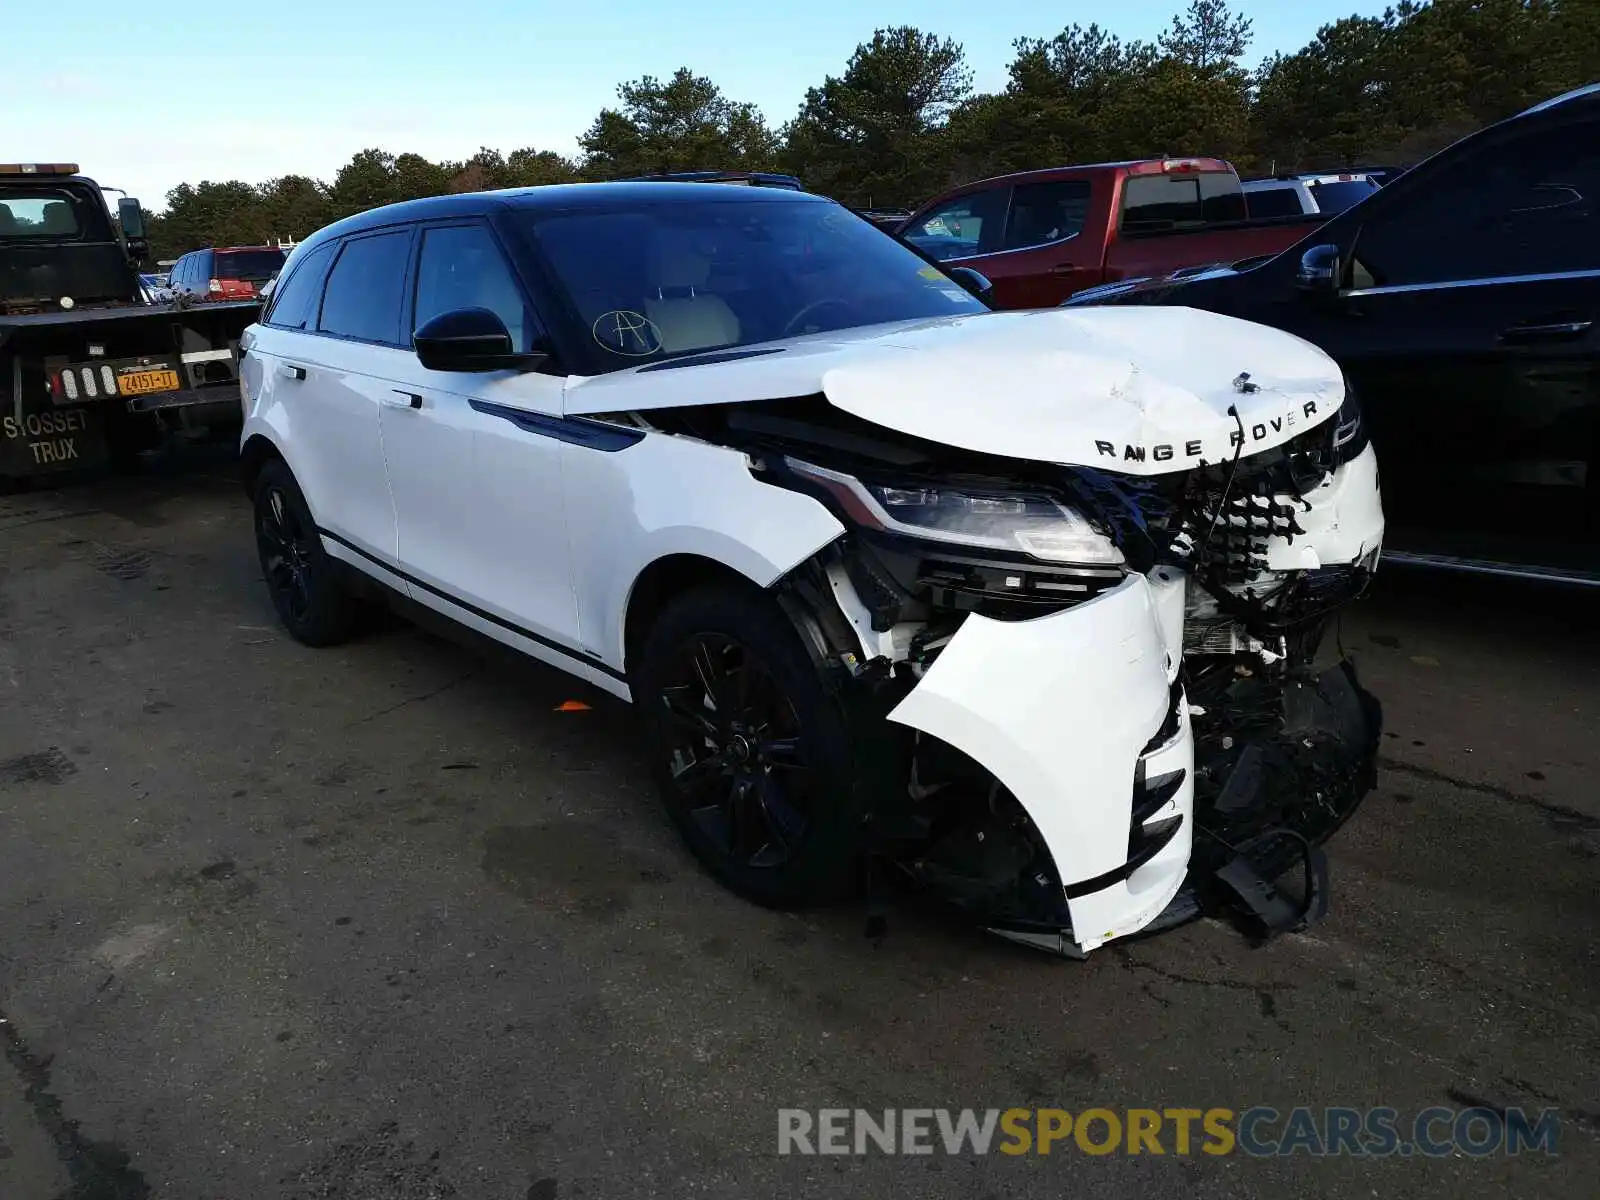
[947,265,994,301]
[1296,244,1341,294]
[117,197,146,238]
[414,307,548,373]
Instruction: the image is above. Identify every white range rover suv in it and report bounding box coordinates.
[239,182,1385,957]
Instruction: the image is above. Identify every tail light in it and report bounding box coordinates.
[208,278,222,294]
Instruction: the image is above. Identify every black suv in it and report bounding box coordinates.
[1067,84,1600,585]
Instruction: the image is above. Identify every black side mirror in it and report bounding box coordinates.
[116,197,146,238]
[1296,244,1341,295]
[947,265,994,301]
[117,197,149,260]
[413,307,548,373]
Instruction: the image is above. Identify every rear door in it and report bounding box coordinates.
[256,228,413,566]
[381,219,583,655]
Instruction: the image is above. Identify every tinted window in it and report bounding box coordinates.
[1306,180,1378,213]
[1121,171,1247,232]
[1352,122,1600,286]
[413,224,539,352]
[1245,186,1303,218]
[317,230,412,344]
[263,242,336,329]
[215,248,287,281]
[522,198,986,370]
[903,188,1009,260]
[1003,180,1091,250]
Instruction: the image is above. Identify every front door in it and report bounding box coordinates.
[1276,114,1600,569]
[381,220,583,654]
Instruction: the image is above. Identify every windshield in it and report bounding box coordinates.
[215,248,286,280]
[523,198,987,370]
[1307,179,1379,213]
[0,189,88,239]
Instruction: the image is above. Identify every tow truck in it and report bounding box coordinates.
[1,163,256,483]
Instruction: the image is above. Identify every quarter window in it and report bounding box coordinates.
[316,230,412,344]
[1003,180,1092,251]
[413,224,539,352]
[263,242,336,329]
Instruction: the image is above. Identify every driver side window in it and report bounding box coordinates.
[1351,121,1600,289]
[413,224,542,352]
[904,188,1009,261]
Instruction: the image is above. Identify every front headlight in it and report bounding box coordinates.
[785,458,1126,566]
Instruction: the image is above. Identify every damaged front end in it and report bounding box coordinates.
[699,384,1385,956]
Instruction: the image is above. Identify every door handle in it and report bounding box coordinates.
[385,389,423,409]
[1500,319,1592,342]
[278,363,307,381]
[1048,262,1078,275]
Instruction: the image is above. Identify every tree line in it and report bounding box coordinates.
[146,0,1600,261]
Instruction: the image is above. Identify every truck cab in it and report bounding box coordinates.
[1,163,259,481]
[896,158,1327,308]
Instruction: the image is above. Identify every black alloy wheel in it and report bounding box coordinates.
[657,632,812,870]
[252,459,358,646]
[635,586,862,907]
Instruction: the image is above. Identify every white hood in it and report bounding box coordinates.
[562,306,1346,475]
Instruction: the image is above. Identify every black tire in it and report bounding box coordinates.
[633,585,863,908]
[253,459,358,646]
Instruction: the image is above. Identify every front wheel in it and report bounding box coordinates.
[633,585,863,908]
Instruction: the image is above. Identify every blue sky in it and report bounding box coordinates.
[5,0,1391,211]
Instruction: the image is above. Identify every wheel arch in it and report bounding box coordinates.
[240,433,285,497]
[622,553,768,674]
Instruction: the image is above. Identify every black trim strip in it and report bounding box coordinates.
[467,399,644,451]
[316,528,627,681]
[636,346,786,372]
[1064,815,1184,899]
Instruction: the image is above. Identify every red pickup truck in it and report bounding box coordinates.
[896,157,1327,307]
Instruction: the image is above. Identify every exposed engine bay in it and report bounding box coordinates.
[618,381,1384,956]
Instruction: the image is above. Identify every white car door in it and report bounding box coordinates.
[380,220,584,661]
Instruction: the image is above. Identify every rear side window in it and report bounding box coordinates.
[1003,180,1092,250]
[1121,172,1247,232]
[1245,186,1303,218]
[263,242,336,329]
[1306,180,1377,213]
[317,230,412,345]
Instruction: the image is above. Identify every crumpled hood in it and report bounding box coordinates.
[562,306,1345,475]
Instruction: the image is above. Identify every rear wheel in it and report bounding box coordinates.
[253,459,358,646]
[633,585,862,908]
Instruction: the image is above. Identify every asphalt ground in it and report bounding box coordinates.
[1,456,1596,1199]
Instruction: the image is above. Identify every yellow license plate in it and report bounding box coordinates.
[117,369,181,396]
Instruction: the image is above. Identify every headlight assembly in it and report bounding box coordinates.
[785,458,1126,567]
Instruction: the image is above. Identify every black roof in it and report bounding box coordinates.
[296,181,827,256]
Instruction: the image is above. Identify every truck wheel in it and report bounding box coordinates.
[632,585,863,908]
[253,460,358,646]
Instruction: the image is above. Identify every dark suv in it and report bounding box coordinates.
[169,246,287,302]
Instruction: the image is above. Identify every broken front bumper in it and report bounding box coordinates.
[885,566,1381,957]
[889,572,1198,956]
